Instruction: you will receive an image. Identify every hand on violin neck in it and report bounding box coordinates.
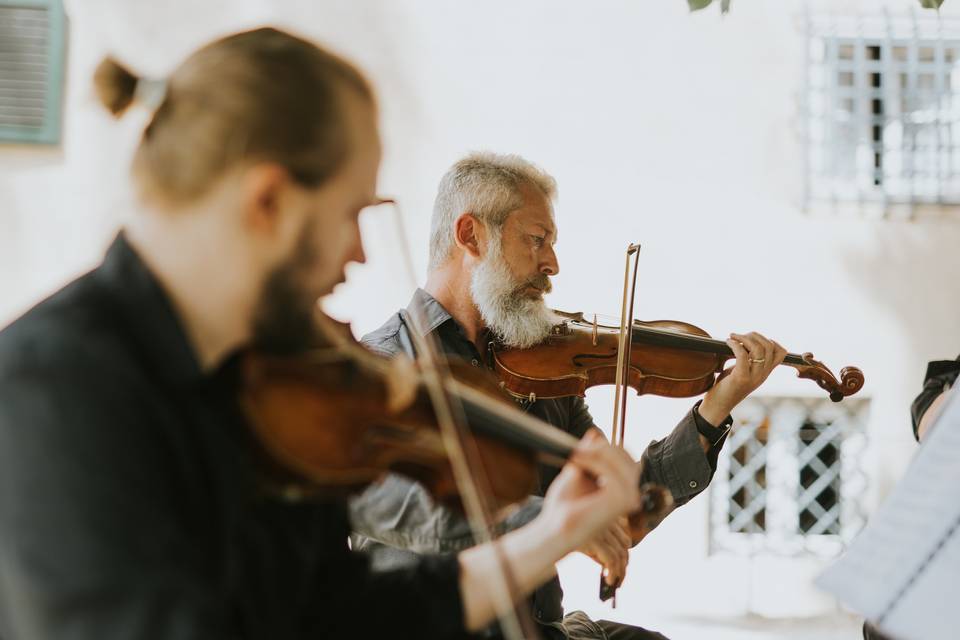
[699,331,787,427]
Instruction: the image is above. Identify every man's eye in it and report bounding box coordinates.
[529,235,546,247]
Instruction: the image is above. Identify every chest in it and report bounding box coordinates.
[144,383,352,636]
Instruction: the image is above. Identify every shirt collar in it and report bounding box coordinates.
[404,288,494,363]
[405,288,457,336]
[95,231,206,387]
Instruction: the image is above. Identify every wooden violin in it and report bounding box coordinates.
[489,243,865,604]
[238,313,674,526]
[491,310,865,404]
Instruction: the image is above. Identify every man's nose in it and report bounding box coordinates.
[540,245,559,276]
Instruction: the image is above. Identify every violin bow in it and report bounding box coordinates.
[381,198,540,640]
[601,243,642,605]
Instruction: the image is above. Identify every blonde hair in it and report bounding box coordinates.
[93,27,374,207]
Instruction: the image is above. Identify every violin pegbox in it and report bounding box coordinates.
[795,352,865,402]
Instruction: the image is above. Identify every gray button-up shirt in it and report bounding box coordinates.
[349,289,725,630]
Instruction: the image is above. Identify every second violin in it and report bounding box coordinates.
[491,311,865,404]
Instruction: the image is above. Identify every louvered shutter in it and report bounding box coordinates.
[0,0,65,144]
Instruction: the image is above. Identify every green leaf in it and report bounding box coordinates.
[721,0,731,13]
[919,0,944,9]
[688,0,714,11]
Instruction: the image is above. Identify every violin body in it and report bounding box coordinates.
[240,349,541,508]
[493,311,723,401]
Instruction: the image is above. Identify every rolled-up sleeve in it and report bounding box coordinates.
[638,406,718,506]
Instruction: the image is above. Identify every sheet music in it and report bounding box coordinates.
[816,388,960,640]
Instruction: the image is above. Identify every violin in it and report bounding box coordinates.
[491,310,865,404]
[238,313,674,526]
[238,316,673,638]
[489,243,865,604]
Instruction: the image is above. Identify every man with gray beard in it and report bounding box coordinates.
[350,152,786,640]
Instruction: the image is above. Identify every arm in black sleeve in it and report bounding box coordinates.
[313,545,468,640]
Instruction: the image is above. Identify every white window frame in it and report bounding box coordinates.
[709,396,871,558]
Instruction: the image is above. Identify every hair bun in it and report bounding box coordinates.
[93,56,139,117]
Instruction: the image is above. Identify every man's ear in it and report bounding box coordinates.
[242,164,294,235]
[453,213,483,259]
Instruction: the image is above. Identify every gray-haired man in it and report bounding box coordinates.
[350,152,786,640]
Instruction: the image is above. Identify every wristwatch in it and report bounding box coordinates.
[692,400,733,447]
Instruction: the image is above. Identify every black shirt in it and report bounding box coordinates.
[0,234,467,640]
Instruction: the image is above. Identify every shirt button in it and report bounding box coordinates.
[471,359,479,367]
[688,480,698,489]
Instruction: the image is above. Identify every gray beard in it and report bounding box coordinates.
[470,243,559,349]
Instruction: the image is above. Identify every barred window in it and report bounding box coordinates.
[727,417,767,534]
[802,9,960,217]
[709,397,870,557]
[798,418,841,536]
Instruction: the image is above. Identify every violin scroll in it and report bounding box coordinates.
[792,352,865,403]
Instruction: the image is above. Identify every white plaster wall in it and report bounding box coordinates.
[2,1,958,637]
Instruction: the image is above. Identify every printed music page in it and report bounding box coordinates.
[816,388,960,640]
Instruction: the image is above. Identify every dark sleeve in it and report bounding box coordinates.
[0,359,228,640]
[319,540,468,640]
[911,356,960,440]
[565,396,596,440]
[565,397,719,507]
[636,406,719,506]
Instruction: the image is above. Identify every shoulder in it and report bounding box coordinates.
[360,312,406,357]
[0,272,137,383]
[0,272,151,441]
[0,280,174,498]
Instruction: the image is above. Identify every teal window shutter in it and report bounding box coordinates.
[0,0,66,145]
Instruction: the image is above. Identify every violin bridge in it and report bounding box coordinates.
[592,313,598,347]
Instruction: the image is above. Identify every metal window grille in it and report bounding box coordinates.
[802,8,960,218]
[709,397,870,557]
[727,417,768,534]
[0,0,66,145]
[797,418,841,536]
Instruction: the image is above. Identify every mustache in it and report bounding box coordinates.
[515,273,552,294]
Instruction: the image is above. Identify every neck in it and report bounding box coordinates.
[125,208,261,372]
[424,260,485,348]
